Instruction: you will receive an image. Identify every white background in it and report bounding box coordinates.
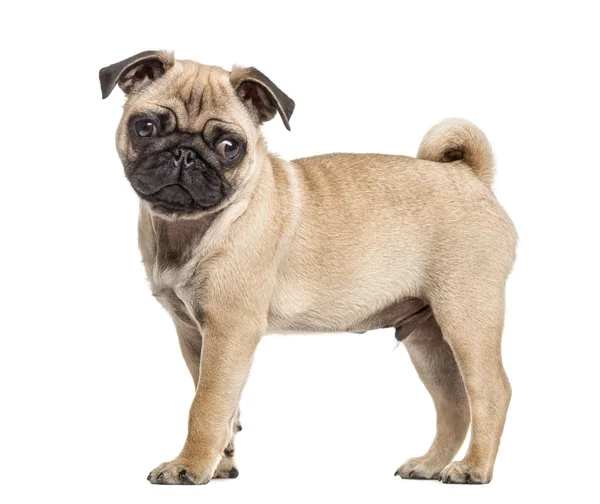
[1,1,599,503]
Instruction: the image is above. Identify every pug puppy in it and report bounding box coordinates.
[99,50,517,486]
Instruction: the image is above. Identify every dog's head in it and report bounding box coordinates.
[100,51,294,218]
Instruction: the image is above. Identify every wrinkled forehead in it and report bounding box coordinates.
[124,60,246,131]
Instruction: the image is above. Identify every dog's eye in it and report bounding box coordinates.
[134,118,159,138]
[216,139,241,161]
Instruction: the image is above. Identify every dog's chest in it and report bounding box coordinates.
[140,215,216,327]
[147,249,200,328]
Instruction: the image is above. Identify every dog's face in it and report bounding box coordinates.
[100,51,294,218]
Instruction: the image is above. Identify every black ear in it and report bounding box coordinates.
[99,50,174,99]
[230,67,295,131]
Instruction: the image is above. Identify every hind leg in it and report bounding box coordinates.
[429,282,511,484]
[395,316,470,480]
[212,407,242,479]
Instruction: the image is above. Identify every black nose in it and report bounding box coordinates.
[172,148,197,169]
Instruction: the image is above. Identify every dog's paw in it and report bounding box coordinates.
[438,460,491,484]
[395,457,444,480]
[147,457,214,485]
[213,445,239,479]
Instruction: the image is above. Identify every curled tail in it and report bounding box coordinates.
[417,118,495,188]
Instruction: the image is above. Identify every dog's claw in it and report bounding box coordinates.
[179,469,194,484]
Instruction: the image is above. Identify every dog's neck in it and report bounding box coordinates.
[151,213,219,270]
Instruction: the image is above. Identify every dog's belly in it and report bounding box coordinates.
[267,287,429,335]
[267,232,429,335]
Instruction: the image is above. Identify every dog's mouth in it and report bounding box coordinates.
[139,183,222,213]
[144,184,194,210]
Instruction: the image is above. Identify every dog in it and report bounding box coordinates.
[99,50,517,485]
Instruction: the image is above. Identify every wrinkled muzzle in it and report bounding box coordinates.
[127,146,232,212]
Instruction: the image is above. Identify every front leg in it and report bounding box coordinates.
[148,315,262,485]
[174,322,242,479]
